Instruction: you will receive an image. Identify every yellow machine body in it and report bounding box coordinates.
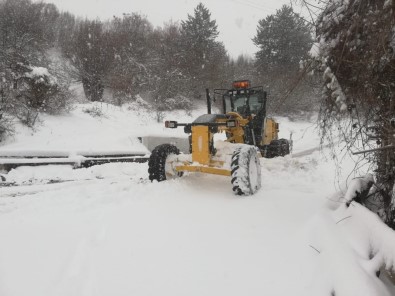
[262,118,279,145]
[159,80,289,178]
[175,124,232,176]
[191,126,211,165]
[171,115,280,177]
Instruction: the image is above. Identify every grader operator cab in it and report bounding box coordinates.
[148,80,290,195]
[217,80,290,157]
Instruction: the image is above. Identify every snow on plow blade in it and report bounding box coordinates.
[139,136,189,153]
[0,136,189,172]
[0,152,149,172]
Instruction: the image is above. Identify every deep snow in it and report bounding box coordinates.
[0,102,394,296]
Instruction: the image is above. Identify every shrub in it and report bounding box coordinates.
[82,105,106,118]
[0,112,14,143]
[11,65,73,126]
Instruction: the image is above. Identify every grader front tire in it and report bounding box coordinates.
[231,146,262,195]
[148,144,182,182]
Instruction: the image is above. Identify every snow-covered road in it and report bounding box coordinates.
[1,104,394,295]
[0,154,337,296]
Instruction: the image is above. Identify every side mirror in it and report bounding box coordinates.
[165,121,178,128]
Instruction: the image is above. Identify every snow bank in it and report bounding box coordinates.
[297,178,395,296]
[0,102,209,157]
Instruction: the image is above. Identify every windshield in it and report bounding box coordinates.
[248,95,263,113]
[234,96,248,113]
[223,94,263,114]
[224,97,231,113]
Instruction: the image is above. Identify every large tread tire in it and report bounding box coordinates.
[278,138,290,156]
[231,145,262,195]
[266,140,280,158]
[266,139,290,158]
[148,144,182,182]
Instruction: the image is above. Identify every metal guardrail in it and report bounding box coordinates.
[0,154,149,172]
[352,145,395,155]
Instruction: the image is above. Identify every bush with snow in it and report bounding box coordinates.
[0,113,14,143]
[82,105,106,118]
[10,65,73,127]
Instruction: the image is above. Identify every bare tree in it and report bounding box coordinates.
[107,13,153,104]
[313,0,395,228]
[70,19,112,102]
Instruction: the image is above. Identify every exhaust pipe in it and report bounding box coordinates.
[206,88,211,114]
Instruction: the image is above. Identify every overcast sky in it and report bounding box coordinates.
[44,0,293,58]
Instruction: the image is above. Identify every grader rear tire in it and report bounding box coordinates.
[266,139,290,158]
[148,144,182,182]
[278,138,290,156]
[231,146,262,195]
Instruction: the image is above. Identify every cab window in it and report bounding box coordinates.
[223,94,264,114]
[224,96,231,113]
[234,96,248,113]
[249,95,263,114]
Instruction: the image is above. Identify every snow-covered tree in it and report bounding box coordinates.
[107,13,153,104]
[253,5,312,73]
[314,0,395,228]
[227,54,256,84]
[57,12,78,59]
[252,5,317,115]
[150,23,188,106]
[0,0,49,93]
[0,0,72,130]
[180,3,228,99]
[70,19,111,102]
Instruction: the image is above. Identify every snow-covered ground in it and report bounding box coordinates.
[0,102,193,157]
[0,103,394,296]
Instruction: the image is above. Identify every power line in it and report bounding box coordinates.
[231,0,279,13]
[243,0,279,11]
[272,60,314,114]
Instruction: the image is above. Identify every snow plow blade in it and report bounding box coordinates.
[139,136,189,153]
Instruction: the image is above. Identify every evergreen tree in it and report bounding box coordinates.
[228,54,256,84]
[252,5,315,114]
[253,5,312,74]
[180,3,225,99]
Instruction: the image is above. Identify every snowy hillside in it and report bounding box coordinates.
[0,102,201,157]
[0,103,395,296]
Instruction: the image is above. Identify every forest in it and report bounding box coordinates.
[0,0,317,133]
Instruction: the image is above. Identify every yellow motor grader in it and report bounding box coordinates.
[148,80,290,195]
